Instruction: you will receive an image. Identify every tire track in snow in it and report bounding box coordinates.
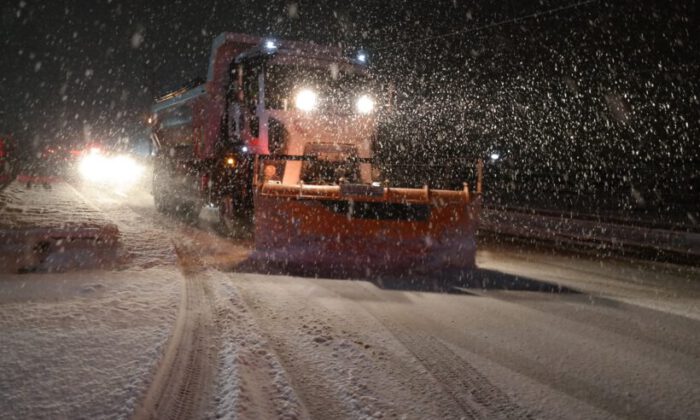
[316,281,532,420]
[212,280,310,419]
[69,182,225,418]
[233,282,381,419]
[386,329,529,419]
[132,241,216,420]
[232,276,529,419]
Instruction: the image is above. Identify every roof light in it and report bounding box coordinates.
[264,39,277,51]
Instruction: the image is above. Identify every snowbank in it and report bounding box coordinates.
[0,180,121,272]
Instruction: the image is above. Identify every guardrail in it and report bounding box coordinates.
[479,205,700,264]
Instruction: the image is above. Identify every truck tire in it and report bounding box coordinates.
[176,202,200,222]
[153,173,172,213]
[219,196,252,238]
[153,168,184,215]
[153,165,200,221]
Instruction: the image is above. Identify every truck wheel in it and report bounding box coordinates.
[152,165,177,214]
[153,181,170,213]
[219,196,252,238]
[154,195,168,213]
[175,202,200,222]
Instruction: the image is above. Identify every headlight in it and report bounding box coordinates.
[79,153,106,180]
[110,155,143,185]
[294,88,318,112]
[355,94,375,114]
[78,153,143,187]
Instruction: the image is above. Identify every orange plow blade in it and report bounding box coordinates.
[252,183,480,277]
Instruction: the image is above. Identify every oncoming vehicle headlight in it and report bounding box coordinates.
[78,153,144,187]
[355,94,375,114]
[110,155,144,185]
[79,153,106,181]
[294,88,318,112]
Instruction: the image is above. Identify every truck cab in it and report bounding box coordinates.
[151,33,381,225]
[230,39,378,187]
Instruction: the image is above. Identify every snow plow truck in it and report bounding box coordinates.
[150,33,481,275]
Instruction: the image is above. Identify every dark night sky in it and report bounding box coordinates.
[1,0,453,144]
[1,0,698,170]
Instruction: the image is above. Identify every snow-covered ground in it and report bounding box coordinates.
[1,179,181,418]
[1,178,699,419]
[0,268,181,418]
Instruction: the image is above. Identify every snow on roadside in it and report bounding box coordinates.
[477,247,700,321]
[0,267,181,419]
[0,181,121,273]
[0,181,111,230]
[0,179,187,419]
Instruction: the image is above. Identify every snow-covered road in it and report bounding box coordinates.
[1,179,699,419]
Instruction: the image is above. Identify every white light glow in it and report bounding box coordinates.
[355,94,375,114]
[294,88,318,112]
[265,40,277,50]
[357,53,367,63]
[79,153,144,188]
[490,153,500,161]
